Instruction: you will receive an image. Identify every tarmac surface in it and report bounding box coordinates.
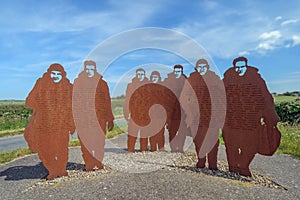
[0,133,299,200]
[0,118,127,152]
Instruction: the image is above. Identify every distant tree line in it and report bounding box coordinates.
[272,91,300,96]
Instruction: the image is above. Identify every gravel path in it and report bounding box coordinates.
[0,133,299,199]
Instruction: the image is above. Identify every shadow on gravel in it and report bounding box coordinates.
[167,164,287,190]
[168,164,252,182]
[104,148,128,154]
[66,162,85,171]
[0,162,85,181]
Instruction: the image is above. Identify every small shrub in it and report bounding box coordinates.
[275,97,300,124]
[0,103,32,131]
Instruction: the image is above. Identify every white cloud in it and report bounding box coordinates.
[275,16,282,21]
[256,31,282,51]
[174,0,300,58]
[292,35,300,46]
[256,43,274,50]
[258,31,281,40]
[281,19,299,26]
[238,51,250,56]
[175,21,255,58]
[174,0,300,59]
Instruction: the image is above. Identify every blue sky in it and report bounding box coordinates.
[0,0,299,99]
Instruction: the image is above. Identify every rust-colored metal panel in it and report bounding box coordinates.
[24,63,75,180]
[129,81,180,152]
[163,65,189,152]
[184,59,223,170]
[222,56,281,176]
[124,68,149,152]
[73,60,114,171]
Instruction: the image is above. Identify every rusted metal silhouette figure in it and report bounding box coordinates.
[129,70,180,152]
[148,71,165,151]
[149,71,165,151]
[73,60,114,171]
[24,63,75,180]
[184,59,221,170]
[223,56,281,176]
[124,68,149,152]
[164,65,190,152]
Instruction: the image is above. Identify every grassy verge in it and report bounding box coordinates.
[276,123,300,158]
[0,148,33,164]
[0,128,25,138]
[0,125,127,164]
[1,122,299,164]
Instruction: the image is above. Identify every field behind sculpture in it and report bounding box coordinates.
[111,97,125,118]
[274,95,297,103]
[1,95,296,134]
[0,95,298,130]
[0,96,299,159]
[0,98,125,136]
[0,101,31,135]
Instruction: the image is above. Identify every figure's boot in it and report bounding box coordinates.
[239,167,252,177]
[169,131,177,152]
[149,136,157,152]
[177,135,185,153]
[140,138,148,151]
[127,135,137,152]
[55,162,68,177]
[208,140,219,170]
[158,130,165,151]
[225,145,239,174]
[238,152,255,177]
[86,160,103,171]
[43,158,59,180]
[196,157,206,168]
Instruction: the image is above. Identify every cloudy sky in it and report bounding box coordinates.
[0,0,299,99]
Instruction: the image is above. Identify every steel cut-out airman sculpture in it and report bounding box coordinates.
[164,65,190,152]
[222,56,281,176]
[73,60,114,171]
[124,68,149,152]
[148,71,166,151]
[183,59,222,170]
[24,63,75,180]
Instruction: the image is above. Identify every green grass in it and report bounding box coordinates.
[276,123,300,158]
[219,128,224,145]
[0,148,33,164]
[0,101,32,132]
[0,128,25,137]
[1,123,299,164]
[0,100,25,106]
[273,95,297,103]
[111,98,124,118]
[0,118,29,132]
[1,96,299,163]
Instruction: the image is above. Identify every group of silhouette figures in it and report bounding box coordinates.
[24,56,281,180]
